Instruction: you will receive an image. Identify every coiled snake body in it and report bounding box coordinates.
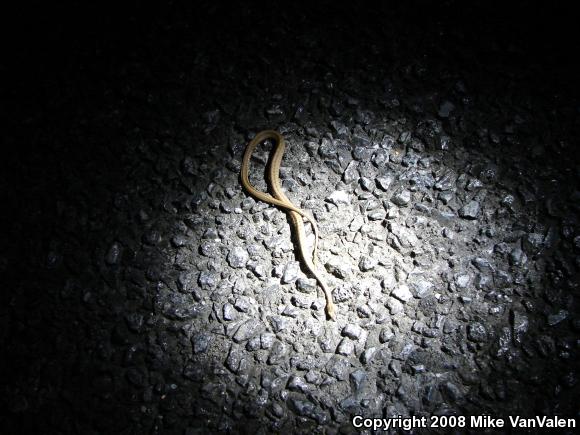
[240,130,336,320]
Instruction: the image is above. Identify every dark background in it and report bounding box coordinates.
[2,1,579,433]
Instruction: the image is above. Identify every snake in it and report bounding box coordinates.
[240,130,337,320]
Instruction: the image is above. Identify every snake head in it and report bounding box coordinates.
[326,302,337,321]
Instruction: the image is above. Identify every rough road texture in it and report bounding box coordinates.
[2,2,579,433]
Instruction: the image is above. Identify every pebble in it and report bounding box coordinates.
[391,189,411,206]
[319,138,338,158]
[467,322,488,342]
[336,339,354,356]
[438,100,455,118]
[409,279,433,299]
[391,284,413,302]
[359,255,377,271]
[267,341,287,365]
[325,258,350,279]
[387,298,404,314]
[192,333,212,354]
[547,310,568,326]
[223,303,236,321]
[287,375,309,393]
[376,175,394,191]
[342,324,363,339]
[326,356,350,381]
[349,369,367,392]
[142,230,162,245]
[326,190,351,206]
[380,328,394,343]
[227,247,249,268]
[296,277,317,293]
[171,234,188,248]
[105,242,121,265]
[233,320,264,343]
[282,261,301,284]
[343,161,359,183]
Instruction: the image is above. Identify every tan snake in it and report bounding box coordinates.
[240,130,336,320]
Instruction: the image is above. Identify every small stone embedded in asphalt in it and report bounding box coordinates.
[171,234,188,248]
[336,338,354,356]
[372,149,389,166]
[356,304,372,318]
[454,274,470,289]
[296,277,317,293]
[412,364,426,374]
[472,257,493,272]
[359,177,374,191]
[375,175,394,191]
[282,261,301,284]
[358,255,377,272]
[233,319,264,343]
[158,293,203,320]
[326,190,350,206]
[202,228,220,240]
[349,369,367,392]
[260,333,275,350]
[435,170,455,191]
[223,303,236,321]
[409,279,433,298]
[509,247,527,266]
[325,258,350,279]
[380,328,394,343]
[511,310,529,343]
[225,346,245,374]
[287,375,310,393]
[267,340,287,365]
[192,333,212,354]
[227,246,249,268]
[105,242,121,265]
[269,315,287,333]
[200,240,219,257]
[343,161,359,184]
[361,347,377,364]
[466,178,483,191]
[142,229,162,245]
[381,275,396,292]
[319,138,338,158]
[332,284,354,303]
[342,324,363,340]
[547,310,568,326]
[438,100,456,118]
[387,298,404,314]
[353,146,374,161]
[438,191,454,204]
[281,305,299,318]
[523,233,544,255]
[234,297,251,313]
[391,284,413,302]
[326,356,350,381]
[246,336,260,351]
[391,189,411,206]
[467,322,488,342]
[459,200,480,219]
[197,270,218,290]
[368,209,386,221]
[388,223,419,249]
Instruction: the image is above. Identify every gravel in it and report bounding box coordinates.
[3,2,579,433]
